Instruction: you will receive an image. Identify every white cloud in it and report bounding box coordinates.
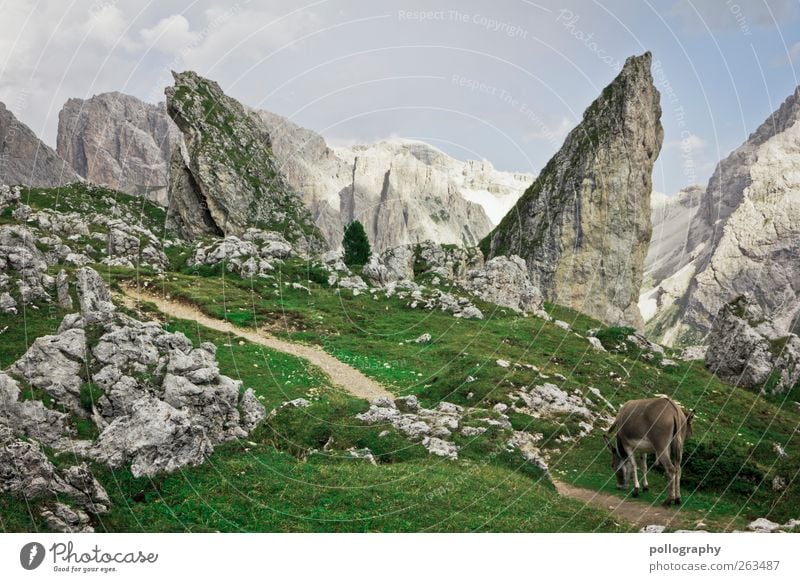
[140,14,199,55]
[85,5,135,50]
[667,133,707,152]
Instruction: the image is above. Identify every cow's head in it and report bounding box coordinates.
[604,434,630,489]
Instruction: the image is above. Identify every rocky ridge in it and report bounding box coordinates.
[57,92,181,205]
[482,52,663,330]
[1,101,79,187]
[647,86,800,346]
[165,71,326,253]
[256,111,533,251]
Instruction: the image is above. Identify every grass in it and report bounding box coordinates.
[104,260,800,529]
[3,244,800,531]
[0,303,625,532]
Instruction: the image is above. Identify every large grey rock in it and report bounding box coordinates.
[0,225,52,305]
[0,373,70,446]
[0,427,109,514]
[0,101,78,187]
[57,93,181,205]
[482,53,663,329]
[165,71,325,252]
[9,328,87,413]
[463,255,542,313]
[76,266,115,324]
[705,296,800,393]
[91,396,214,478]
[40,503,94,533]
[256,111,533,251]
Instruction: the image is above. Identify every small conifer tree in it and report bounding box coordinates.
[342,220,371,267]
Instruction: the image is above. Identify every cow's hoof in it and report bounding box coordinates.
[632,488,640,498]
[674,497,682,506]
[642,486,649,492]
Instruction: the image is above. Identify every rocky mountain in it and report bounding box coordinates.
[481,52,663,329]
[638,185,704,323]
[0,102,78,187]
[57,93,181,205]
[255,110,533,251]
[165,71,325,252]
[647,86,800,345]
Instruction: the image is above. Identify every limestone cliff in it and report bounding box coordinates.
[256,110,532,251]
[1,102,78,187]
[481,52,663,329]
[165,71,325,251]
[649,86,800,345]
[57,93,181,205]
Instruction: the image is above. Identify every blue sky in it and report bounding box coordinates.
[1,0,798,194]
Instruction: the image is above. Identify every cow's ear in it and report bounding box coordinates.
[687,409,695,422]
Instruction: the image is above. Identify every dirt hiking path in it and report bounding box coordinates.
[118,286,393,402]
[120,287,694,531]
[552,479,694,530]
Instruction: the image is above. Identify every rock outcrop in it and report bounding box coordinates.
[649,86,800,346]
[463,255,543,313]
[256,110,533,251]
[705,295,800,393]
[165,71,325,253]
[57,92,181,205]
[3,267,267,488]
[187,228,293,279]
[481,52,663,329]
[1,101,78,187]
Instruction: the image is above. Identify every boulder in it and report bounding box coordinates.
[462,255,542,313]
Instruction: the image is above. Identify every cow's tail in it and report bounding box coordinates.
[670,415,680,461]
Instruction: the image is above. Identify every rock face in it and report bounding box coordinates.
[57,93,181,205]
[165,71,325,252]
[256,110,533,251]
[649,86,800,345]
[638,186,705,324]
[705,295,800,393]
[481,52,663,329]
[1,102,78,187]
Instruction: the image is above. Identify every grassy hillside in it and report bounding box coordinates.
[100,257,800,531]
[2,184,798,532]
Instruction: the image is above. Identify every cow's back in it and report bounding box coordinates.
[615,397,679,440]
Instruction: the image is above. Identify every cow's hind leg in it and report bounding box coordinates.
[630,453,641,497]
[640,454,649,492]
[656,450,676,506]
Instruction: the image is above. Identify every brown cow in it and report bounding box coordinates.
[604,397,693,506]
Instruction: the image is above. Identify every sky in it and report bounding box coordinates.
[1,0,799,194]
